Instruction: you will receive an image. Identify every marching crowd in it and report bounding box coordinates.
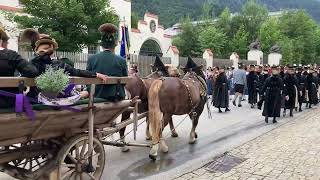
[206,63,320,124]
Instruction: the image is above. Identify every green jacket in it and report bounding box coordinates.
[86,50,128,101]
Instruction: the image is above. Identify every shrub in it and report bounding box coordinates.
[35,66,69,94]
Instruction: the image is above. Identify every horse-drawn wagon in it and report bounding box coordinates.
[0,77,148,180]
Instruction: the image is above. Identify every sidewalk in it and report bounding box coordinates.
[175,108,320,180]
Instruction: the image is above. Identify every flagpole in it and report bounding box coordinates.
[122,17,131,72]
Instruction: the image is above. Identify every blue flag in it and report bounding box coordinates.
[120,26,127,58]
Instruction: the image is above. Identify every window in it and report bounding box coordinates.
[88,45,99,55]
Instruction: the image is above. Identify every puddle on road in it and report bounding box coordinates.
[118,155,175,180]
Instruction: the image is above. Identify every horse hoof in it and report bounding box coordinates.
[195,133,198,139]
[146,136,152,141]
[160,140,169,153]
[149,154,157,161]
[171,132,179,138]
[121,146,130,153]
[189,139,196,144]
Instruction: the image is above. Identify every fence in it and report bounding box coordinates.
[129,54,171,77]
[20,51,90,70]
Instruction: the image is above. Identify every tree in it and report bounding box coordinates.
[172,17,202,57]
[240,0,268,42]
[131,12,139,29]
[216,8,232,37]
[259,17,282,53]
[15,0,119,52]
[279,10,319,64]
[199,25,227,58]
[231,24,249,59]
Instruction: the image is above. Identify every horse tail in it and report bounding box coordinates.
[148,80,163,146]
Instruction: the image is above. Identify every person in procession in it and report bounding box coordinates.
[282,65,300,117]
[261,65,284,124]
[212,67,230,113]
[0,27,39,109]
[84,23,128,102]
[232,63,247,107]
[305,68,318,108]
[247,64,258,108]
[296,66,306,112]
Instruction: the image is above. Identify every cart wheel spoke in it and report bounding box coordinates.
[67,153,78,164]
[62,168,75,179]
[62,163,76,168]
[80,140,88,158]
[85,172,96,180]
[75,144,80,159]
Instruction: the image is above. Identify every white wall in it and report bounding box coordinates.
[130,14,172,57]
[0,12,19,51]
[0,0,20,7]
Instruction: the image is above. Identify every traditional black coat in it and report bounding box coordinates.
[306,73,318,105]
[283,74,299,109]
[213,72,229,108]
[296,73,306,104]
[256,72,264,95]
[262,75,284,117]
[0,49,39,109]
[247,71,258,104]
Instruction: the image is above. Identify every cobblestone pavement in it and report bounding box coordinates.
[175,108,320,180]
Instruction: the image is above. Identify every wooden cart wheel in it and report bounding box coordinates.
[57,135,105,180]
[5,140,58,179]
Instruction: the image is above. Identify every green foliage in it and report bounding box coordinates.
[231,25,249,59]
[172,17,201,57]
[239,0,268,41]
[131,12,139,29]
[199,26,227,57]
[35,66,69,93]
[14,0,119,52]
[259,17,282,53]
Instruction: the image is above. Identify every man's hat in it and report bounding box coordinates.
[21,29,58,51]
[183,56,202,71]
[287,65,294,70]
[271,65,279,69]
[249,64,255,68]
[0,27,9,42]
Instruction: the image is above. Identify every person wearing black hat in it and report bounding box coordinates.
[261,65,284,124]
[296,66,306,112]
[212,67,230,113]
[0,27,39,109]
[85,23,128,102]
[247,64,258,108]
[283,65,299,117]
[305,68,318,108]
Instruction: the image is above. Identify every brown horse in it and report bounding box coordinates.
[119,62,180,152]
[148,59,208,160]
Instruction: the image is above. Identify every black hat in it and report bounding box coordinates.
[271,65,278,69]
[249,64,255,68]
[99,23,119,49]
[152,55,168,74]
[287,65,294,70]
[183,56,202,71]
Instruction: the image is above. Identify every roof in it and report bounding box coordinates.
[0,5,21,12]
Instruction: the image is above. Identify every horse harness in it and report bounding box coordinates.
[182,73,207,118]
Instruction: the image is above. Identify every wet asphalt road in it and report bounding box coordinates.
[0,97,308,180]
[101,97,306,180]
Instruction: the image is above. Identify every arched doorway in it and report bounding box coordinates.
[139,39,162,56]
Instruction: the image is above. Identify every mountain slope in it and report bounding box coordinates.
[132,0,320,28]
